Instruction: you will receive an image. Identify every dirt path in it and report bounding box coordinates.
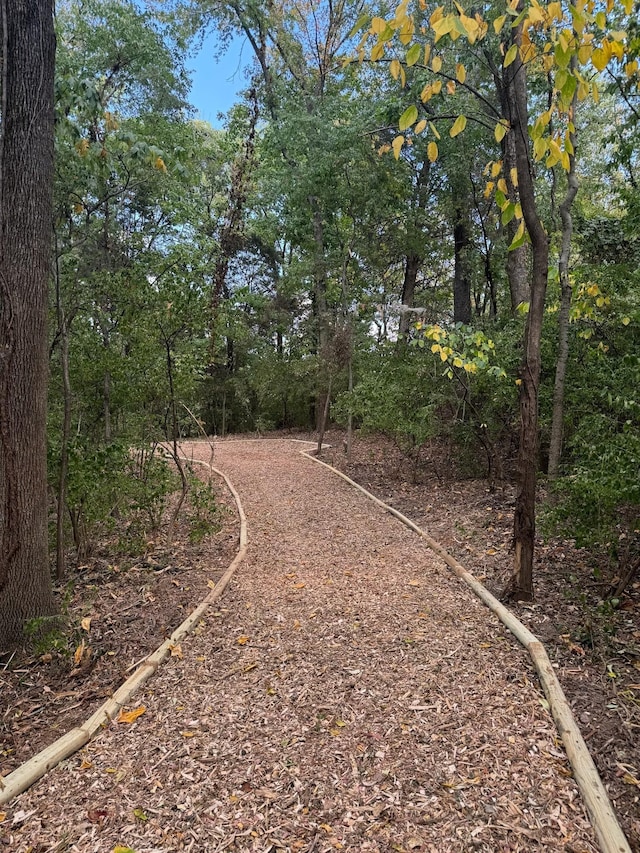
[2,439,597,852]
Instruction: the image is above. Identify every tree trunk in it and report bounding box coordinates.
[493,57,530,311]
[55,247,72,581]
[505,15,550,601]
[398,253,420,338]
[0,0,57,647]
[548,76,579,480]
[453,201,471,324]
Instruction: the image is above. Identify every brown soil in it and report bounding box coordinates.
[0,469,238,775]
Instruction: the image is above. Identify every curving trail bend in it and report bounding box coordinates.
[3,439,599,853]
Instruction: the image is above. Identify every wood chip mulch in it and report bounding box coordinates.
[1,438,600,852]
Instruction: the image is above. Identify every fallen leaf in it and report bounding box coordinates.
[170,644,183,659]
[293,582,306,589]
[113,847,136,853]
[79,759,93,770]
[236,635,249,645]
[329,728,341,736]
[293,619,301,629]
[87,809,108,823]
[486,548,497,555]
[117,706,146,724]
[133,808,148,821]
[74,641,86,666]
[0,813,5,823]
[408,580,420,587]
[81,617,92,632]
[181,731,197,738]
[207,579,216,590]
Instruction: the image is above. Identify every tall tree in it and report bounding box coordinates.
[0,0,57,647]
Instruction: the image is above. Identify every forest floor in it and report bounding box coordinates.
[0,433,638,852]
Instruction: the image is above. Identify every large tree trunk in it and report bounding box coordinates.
[0,0,57,647]
[504,14,550,601]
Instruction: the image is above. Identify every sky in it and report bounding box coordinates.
[186,30,251,126]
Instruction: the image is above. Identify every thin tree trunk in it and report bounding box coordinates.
[548,73,579,480]
[345,357,353,460]
[398,253,420,338]
[453,201,472,324]
[0,0,57,647]
[504,13,550,601]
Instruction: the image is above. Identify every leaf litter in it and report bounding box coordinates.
[1,438,606,852]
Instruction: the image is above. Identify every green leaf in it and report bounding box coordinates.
[399,105,418,131]
[406,44,421,66]
[509,221,528,250]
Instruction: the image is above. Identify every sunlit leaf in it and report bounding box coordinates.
[392,135,404,159]
[117,706,146,724]
[427,141,438,162]
[449,115,467,137]
[504,44,518,67]
[399,104,418,131]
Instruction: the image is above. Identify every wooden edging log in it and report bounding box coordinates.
[0,463,247,807]
[302,449,631,853]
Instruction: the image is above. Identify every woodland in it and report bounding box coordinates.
[0,0,639,844]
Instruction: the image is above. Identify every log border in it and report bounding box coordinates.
[302,448,631,853]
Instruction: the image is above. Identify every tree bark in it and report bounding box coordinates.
[548,74,579,480]
[453,200,472,324]
[398,253,420,338]
[54,245,73,581]
[504,14,550,601]
[0,0,57,647]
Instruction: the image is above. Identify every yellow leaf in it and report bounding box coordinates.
[456,63,466,84]
[74,641,85,666]
[427,141,438,162]
[431,56,442,73]
[392,135,404,160]
[0,813,5,823]
[236,635,250,644]
[207,579,216,589]
[493,14,506,34]
[621,317,630,326]
[510,167,518,187]
[73,202,84,214]
[449,115,467,137]
[181,731,197,738]
[497,178,508,194]
[491,160,502,178]
[170,643,183,658]
[154,156,167,173]
[370,16,387,33]
[75,138,90,156]
[371,42,385,61]
[446,80,456,94]
[504,43,518,67]
[117,705,146,724]
[81,616,92,632]
[293,582,306,589]
[591,48,608,72]
[486,548,497,555]
[113,848,136,853]
[414,119,427,134]
[494,120,508,142]
[390,58,401,80]
[79,759,93,770]
[329,728,341,736]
